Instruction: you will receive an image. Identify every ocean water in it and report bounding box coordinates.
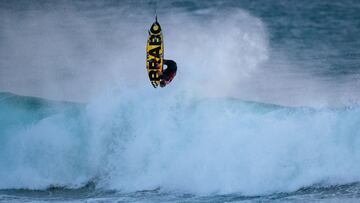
[0,0,360,202]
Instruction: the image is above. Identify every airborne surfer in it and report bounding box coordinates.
[146,14,177,88]
[157,59,177,87]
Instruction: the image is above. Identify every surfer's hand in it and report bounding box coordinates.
[160,80,166,88]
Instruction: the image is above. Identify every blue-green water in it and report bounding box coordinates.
[2,182,360,202]
[1,0,360,202]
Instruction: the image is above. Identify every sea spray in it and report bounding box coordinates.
[2,92,360,196]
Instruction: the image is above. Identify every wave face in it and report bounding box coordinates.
[0,93,88,189]
[1,91,360,196]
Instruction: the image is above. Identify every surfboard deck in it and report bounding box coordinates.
[146,18,164,88]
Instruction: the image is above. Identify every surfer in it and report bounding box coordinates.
[158,59,177,87]
[146,15,176,88]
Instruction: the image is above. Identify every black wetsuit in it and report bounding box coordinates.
[160,59,177,87]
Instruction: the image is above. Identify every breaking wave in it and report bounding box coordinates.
[1,91,360,196]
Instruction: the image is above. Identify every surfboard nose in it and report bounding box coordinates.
[150,22,162,35]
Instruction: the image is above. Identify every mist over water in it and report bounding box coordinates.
[1,0,358,106]
[1,0,360,202]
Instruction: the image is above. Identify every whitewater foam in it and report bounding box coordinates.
[1,91,360,196]
[92,90,360,195]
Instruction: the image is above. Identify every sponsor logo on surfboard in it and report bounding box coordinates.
[146,20,164,88]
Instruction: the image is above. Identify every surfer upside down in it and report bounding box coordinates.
[158,59,177,88]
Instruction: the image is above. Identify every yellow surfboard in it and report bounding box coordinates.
[146,17,164,88]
